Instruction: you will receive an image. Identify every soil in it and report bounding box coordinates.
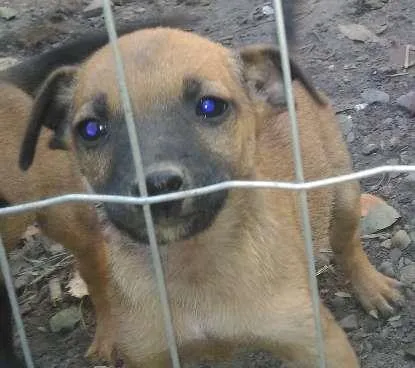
[1,0,415,367]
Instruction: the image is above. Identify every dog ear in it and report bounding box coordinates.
[19,66,77,171]
[237,45,326,110]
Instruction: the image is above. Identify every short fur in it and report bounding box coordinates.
[20,28,403,367]
[0,14,200,366]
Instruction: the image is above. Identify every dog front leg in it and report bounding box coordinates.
[233,298,360,368]
[36,203,114,362]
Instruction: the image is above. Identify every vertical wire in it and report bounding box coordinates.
[101,2,181,367]
[0,236,34,368]
[271,0,327,366]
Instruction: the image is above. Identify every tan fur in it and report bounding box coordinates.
[0,82,112,360]
[24,28,403,367]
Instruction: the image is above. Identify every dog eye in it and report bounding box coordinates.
[77,119,108,141]
[196,96,228,118]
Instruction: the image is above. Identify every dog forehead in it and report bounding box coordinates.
[74,28,240,109]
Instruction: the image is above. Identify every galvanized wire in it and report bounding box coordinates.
[0,165,413,218]
[272,0,326,366]
[0,0,414,367]
[102,1,181,368]
[0,236,34,368]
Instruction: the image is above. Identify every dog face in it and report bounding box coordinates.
[20,28,323,244]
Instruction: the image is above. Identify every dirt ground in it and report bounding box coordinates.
[1,0,415,367]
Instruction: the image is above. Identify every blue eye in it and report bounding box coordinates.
[78,120,108,141]
[196,96,228,118]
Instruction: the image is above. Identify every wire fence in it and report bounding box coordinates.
[0,1,414,368]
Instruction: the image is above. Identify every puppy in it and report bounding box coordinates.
[19,28,403,367]
[0,14,199,366]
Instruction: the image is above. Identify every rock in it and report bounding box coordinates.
[339,314,359,331]
[13,274,30,291]
[404,343,415,359]
[331,296,347,309]
[388,314,402,328]
[49,306,81,333]
[380,239,392,249]
[391,230,411,250]
[347,131,355,143]
[0,57,19,71]
[379,261,395,278]
[338,114,353,135]
[261,5,274,16]
[390,247,402,264]
[0,7,18,20]
[361,0,388,9]
[83,0,112,18]
[398,257,414,269]
[338,24,380,43]
[361,89,390,104]
[400,264,415,285]
[362,143,378,155]
[397,91,415,116]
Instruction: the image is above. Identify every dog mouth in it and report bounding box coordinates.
[103,191,228,244]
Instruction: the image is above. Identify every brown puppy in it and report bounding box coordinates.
[20,28,403,367]
[0,81,113,363]
[0,15,200,365]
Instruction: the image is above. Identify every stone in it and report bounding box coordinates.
[339,314,359,331]
[0,7,18,20]
[83,0,113,18]
[390,247,402,264]
[391,230,411,250]
[404,343,415,358]
[362,143,378,155]
[362,0,388,10]
[361,88,390,104]
[338,114,353,135]
[380,239,392,249]
[49,306,81,333]
[397,91,415,116]
[400,264,415,285]
[378,261,395,278]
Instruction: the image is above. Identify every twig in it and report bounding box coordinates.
[388,72,409,77]
[404,45,410,69]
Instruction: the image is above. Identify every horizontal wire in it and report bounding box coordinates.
[0,165,413,218]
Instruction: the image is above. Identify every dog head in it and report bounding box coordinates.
[20,28,324,244]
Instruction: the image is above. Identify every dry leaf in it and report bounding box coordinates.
[49,277,62,305]
[360,193,387,217]
[360,194,400,234]
[338,24,379,43]
[67,270,89,298]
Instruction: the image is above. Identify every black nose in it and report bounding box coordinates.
[145,170,183,196]
[131,170,184,219]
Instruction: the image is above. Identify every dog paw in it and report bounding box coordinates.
[351,268,405,318]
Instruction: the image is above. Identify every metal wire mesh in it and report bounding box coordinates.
[1,1,415,367]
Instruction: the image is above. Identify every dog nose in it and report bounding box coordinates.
[145,170,183,196]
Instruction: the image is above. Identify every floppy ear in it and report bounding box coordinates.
[237,45,326,110]
[19,66,78,171]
